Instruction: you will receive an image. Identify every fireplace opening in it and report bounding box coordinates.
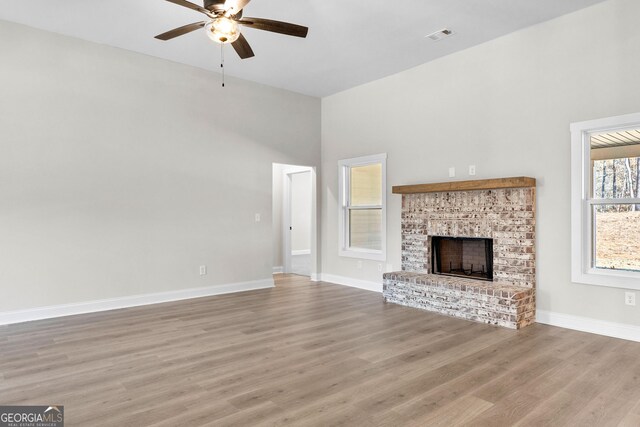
[431,237,493,281]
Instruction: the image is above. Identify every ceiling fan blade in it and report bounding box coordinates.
[155,21,206,41]
[225,0,251,15]
[231,33,255,59]
[238,18,308,38]
[165,0,211,16]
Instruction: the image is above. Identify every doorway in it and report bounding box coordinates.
[272,164,317,278]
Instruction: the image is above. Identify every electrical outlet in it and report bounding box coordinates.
[469,165,476,176]
[448,167,456,178]
[199,265,207,276]
[377,263,383,272]
[625,292,636,306]
[357,260,363,269]
[255,213,261,223]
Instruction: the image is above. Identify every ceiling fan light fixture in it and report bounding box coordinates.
[205,17,240,44]
[155,0,308,60]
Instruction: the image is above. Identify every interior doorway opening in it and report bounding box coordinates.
[272,163,317,278]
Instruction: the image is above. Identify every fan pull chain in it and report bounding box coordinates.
[220,43,225,88]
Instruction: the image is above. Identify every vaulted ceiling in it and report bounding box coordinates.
[0,0,606,97]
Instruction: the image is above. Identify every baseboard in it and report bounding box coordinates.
[273,266,284,274]
[318,274,382,293]
[0,278,275,326]
[536,309,640,343]
[291,250,311,256]
[310,273,320,282]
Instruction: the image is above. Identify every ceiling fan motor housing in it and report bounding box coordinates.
[204,0,226,13]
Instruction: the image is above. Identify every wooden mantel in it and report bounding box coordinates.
[392,177,536,194]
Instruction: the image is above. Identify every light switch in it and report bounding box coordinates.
[255,213,261,223]
[449,167,456,178]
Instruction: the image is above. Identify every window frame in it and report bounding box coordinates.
[338,153,387,261]
[571,112,640,290]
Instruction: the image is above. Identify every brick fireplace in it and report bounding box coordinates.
[383,177,536,329]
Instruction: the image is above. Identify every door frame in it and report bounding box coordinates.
[282,166,317,278]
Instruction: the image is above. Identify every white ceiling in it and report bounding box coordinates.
[0,0,606,97]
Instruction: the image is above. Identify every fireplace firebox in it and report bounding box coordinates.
[431,237,493,281]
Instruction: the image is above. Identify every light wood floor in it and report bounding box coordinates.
[1,275,640,426]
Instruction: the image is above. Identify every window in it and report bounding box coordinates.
[571,113,640,290]
[338,154,387,261]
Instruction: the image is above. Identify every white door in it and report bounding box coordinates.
[285,170,312,276]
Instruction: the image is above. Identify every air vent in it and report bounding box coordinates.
[426,28,454,41]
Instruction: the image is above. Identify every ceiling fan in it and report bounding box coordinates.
[155,0,309,59]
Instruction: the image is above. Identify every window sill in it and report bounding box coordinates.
[572,269,640,291]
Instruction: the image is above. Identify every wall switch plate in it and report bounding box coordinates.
[469,165,476,176]
[357,260,363,269]
[448,167,456,178]
[255,213,261,223]
[625,292,636,306]
[199,265,207,276]
[377,263,383,272]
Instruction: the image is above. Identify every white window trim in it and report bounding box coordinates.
[338,153,387,261]
[570,112,640,290]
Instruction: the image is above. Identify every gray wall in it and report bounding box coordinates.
[321,0,640,326]
[0,20,320,312]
